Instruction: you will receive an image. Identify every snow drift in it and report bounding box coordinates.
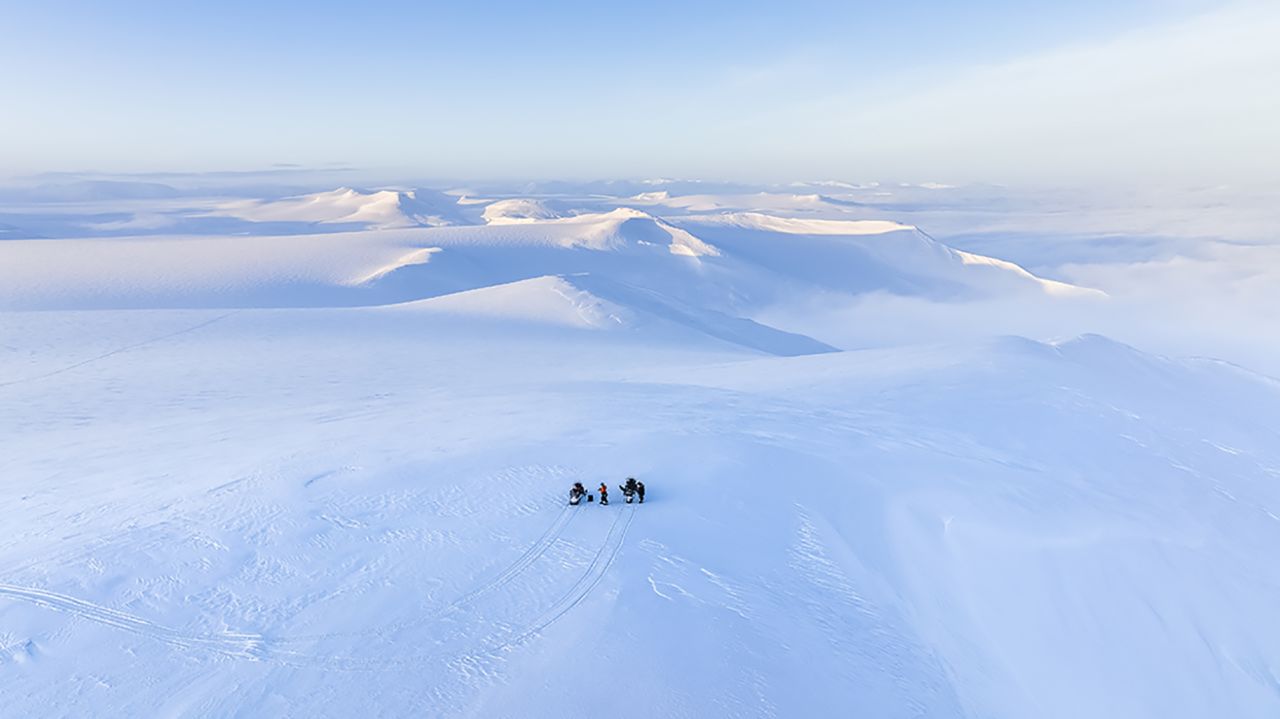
[211,187,467,228]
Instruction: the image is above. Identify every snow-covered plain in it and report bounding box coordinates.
[3,181,1280,717]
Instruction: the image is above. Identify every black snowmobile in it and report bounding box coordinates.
[619,477,639,504]
[569,482,588,506]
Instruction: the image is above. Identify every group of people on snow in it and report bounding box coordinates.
[569,478,645,505]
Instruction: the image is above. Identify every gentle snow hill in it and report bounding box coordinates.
[396,274,837,357]
[396,275,632,328]
[2,307,1278,718]
[626,190,849,215]
[0,208,720,310]
[499,178,750,198]
[0,206,1099,313]
[210,187,468,229]
[0,180,183,203]
[481,198,565,224]
[672,212,1104,300]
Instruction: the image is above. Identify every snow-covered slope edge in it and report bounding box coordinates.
[675,212,1104,299]
[392,274,837,357]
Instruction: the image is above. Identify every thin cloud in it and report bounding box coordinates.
[793,2,1280,186]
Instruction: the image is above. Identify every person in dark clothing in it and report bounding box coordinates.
[636,481,645,503]
[598,483,609,506]
[570,482,586,504]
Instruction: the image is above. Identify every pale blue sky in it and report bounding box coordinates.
[3,0,1275,184]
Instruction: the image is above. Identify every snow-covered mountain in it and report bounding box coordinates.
[211,187,467,228]
[481,198,566,224]
[0,194,1098,316]
[2,184,1273,718]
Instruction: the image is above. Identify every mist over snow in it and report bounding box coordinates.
[2,173,1279,718]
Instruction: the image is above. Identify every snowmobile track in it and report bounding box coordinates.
[246,503,633,673]
[0,502,622,673]
[438,502,579,614]
[0,501,578,664]
[0,312,236,389]
[0,583,265,659]
[498,503,637,650]
[267,504,639,672]
[273,500,580,646]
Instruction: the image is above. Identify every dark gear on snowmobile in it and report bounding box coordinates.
[619,476,639,504]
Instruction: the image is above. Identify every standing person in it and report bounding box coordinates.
[636,481,645,504]
[598,482,609,506]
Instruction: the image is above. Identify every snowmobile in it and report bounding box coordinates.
[620,477,639,504]
[569,483,588,506]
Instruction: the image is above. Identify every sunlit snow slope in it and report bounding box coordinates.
[2,308,1278,718]
[1,186,1274,719]
[0,203,1098,312]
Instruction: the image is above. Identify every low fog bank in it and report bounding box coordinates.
[759,184,1280,376]
[3,174,1274,375]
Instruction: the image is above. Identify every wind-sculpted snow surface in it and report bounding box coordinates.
[2,303,1280,717]
[1,185,1274,717]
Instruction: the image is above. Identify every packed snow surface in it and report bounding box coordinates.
[1,184,1276,718]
